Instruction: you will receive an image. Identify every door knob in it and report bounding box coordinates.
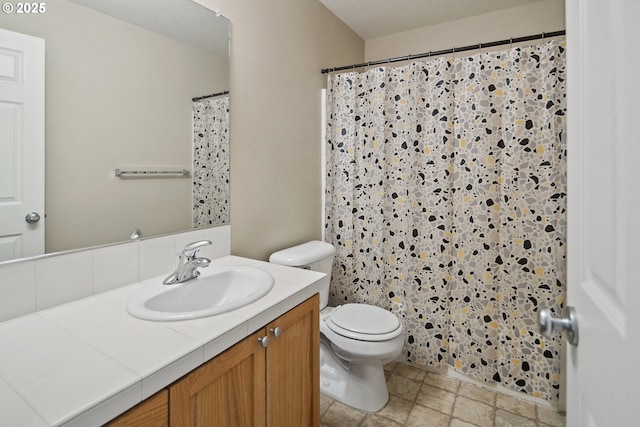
[25,212,41,224]
[538,306,579,346]
[258,336,270,348]
[270,326,281,338]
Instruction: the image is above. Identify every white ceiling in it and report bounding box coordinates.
[318,0,549,40]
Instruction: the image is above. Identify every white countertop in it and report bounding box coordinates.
[0,256,325,426]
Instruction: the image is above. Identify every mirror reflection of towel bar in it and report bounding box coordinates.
[115,168,190,178]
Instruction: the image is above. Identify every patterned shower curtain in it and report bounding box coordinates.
[193,96,230,227]
[325,40,566,404]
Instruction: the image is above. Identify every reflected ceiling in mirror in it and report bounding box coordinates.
[0,0,230,264]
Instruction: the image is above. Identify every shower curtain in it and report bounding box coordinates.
[193,95,230,227]
[325,40,566,403]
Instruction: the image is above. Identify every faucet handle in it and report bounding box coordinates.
[182,240,212,258]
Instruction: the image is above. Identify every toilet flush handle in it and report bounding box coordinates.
[270,326,282,338]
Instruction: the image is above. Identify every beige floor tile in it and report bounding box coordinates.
[394,363,427,382]
[387,373,423,401]
[406,404,450,427]
[450,419,480,427]
[362,414,404,427]
[320,394,334,415]
[377,395,414,425]
[385,361,399,372]
[457,382,497,406]
[494,409,537,427]
[537,406,566,427]
[321,401,366,427]
[320,362,565,427]
[416,383,457,414]
[423,371,461,393]
[495,393,536,419]
[452,396,495,427]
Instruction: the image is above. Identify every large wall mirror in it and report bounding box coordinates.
[0,0,230,264]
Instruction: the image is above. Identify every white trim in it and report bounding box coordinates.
[320,88,327,241]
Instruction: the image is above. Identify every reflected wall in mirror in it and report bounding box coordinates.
[0,0,230,263]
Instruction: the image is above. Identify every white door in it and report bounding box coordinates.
[0,28,44,262]
[565,0,640,425]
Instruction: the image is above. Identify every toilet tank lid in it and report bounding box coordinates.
[269,240,336,266]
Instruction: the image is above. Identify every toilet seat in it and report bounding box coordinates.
[326,304,402,342]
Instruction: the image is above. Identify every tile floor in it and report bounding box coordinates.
[320,361,566,427]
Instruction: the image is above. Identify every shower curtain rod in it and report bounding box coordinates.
[321,30,565,74]
[192,90,229,102]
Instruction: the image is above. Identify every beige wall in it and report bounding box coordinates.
[195,0,364,260]
[365,0,565,61]
[0,0,227,253]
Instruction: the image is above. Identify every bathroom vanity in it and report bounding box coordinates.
[107,295,319,427]
[0,256,325,426]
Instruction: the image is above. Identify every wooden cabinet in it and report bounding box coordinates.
[104,389,168,427]
[266,295,319,427]
[169,328,266,427]
[104,295,319,427]
[169,294,319,427]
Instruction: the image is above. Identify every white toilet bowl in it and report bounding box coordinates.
[269,241,405,413]
[319,304,404,412]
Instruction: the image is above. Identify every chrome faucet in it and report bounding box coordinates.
[163,240,212,285]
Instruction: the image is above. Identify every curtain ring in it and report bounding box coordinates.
[478,42,482,54]
[510,37,513,49]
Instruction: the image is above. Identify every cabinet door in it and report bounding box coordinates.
[266,295,320,427]
[169,329,266,427]
[104,389,168,427]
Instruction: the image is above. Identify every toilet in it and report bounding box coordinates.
[269,240,404,413]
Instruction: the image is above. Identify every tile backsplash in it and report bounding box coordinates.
[0,226,231,322]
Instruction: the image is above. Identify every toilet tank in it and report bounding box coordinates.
[269,240,336,309]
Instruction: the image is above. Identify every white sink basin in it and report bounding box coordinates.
[126,265,274,321]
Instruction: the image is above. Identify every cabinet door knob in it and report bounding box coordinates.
[270,326,282,338]
[258,336,270,348]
